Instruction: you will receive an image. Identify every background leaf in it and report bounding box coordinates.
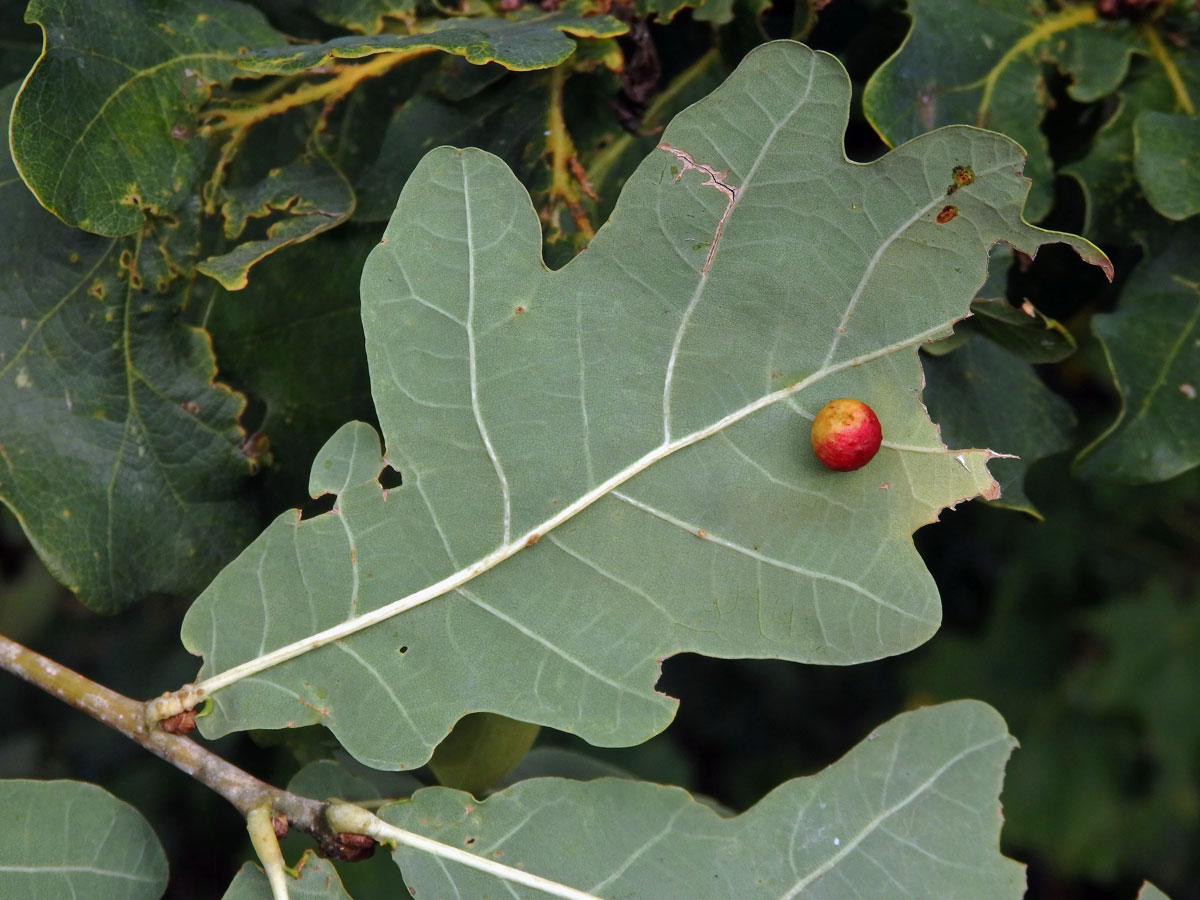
[0,779,168,900]
[0,83,257,613]
[236,8,627,75]
[1075,220,1200,483]
[1134,111,1200,222]
[196,146,356,290]
[922,336,1076,518]
[427,712,541,796]
[10,0,282,235]
[383,701,1023,899]
[220,856,352,900]
[862,0,1131,223]
[179,41,1107,769]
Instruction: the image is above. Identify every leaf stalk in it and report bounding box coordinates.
[0,631,346,858]
[326,802,607,900]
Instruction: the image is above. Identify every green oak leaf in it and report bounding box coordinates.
[1061,29,1198,243]
[383,701,1023,899]
[10,0,282,236]
[1134,111,1200,222]
[863,0,1135,222]
[923,336,1075,519]
[178,42,1108,768]
[309,0,415,33]
[196,147,356,290]
[428,712,541,796]
[0,780,167,900]
[201,227,378,514]
[967,297,1076,364]
[221,856,352,900]
[236,7,627,75]
[0,83,257,613]
[355,63,552,222]
[1075,220,1200,483]
[288,758,424,802]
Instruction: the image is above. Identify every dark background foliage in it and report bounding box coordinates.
[1,0,1197,897]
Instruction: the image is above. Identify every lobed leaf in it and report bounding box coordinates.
[383,701,1023,899]
[236,8,627,76]
[863,0,1134,222]
[1075,221,1200,483]
[0,779,167,900]
[0,83,257,613]
[10,0,282,236]
[196,148,356,290]
[178,41,1108,768]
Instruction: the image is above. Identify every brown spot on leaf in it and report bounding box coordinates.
[952,165,975,187]
[936,205,958,224]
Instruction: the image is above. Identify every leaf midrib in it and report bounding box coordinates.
[183,118,1014,703]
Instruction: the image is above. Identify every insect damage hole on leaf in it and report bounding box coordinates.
[378,465,403,491]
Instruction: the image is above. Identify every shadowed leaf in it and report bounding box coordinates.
[1075,221,1200,483]
[10,0,281,236]
[0,83,257,613]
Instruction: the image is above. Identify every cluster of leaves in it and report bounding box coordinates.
[0,0,1196,898]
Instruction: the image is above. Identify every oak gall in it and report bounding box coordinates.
[810,399,883,471]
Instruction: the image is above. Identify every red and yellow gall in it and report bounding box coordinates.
[810,398,883,471]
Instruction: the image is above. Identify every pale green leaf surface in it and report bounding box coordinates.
[1075,221,1200,482]
[181,42,1107,768]
[863,0,1133,222]
[221,857,352,900]
[9,0,282,236]
[1134,111,1200,222]
[196,149,356,290]
[0,779,167,900]
[236,8,627,75]
[1139,883,1172,900]
[384,701,1023,899]
[923,336,1075,518]
[0,83,257,613]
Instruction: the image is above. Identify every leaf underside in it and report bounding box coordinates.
[0,780,168,900]
[182,41,1108,769]
[385,701,1024,899]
